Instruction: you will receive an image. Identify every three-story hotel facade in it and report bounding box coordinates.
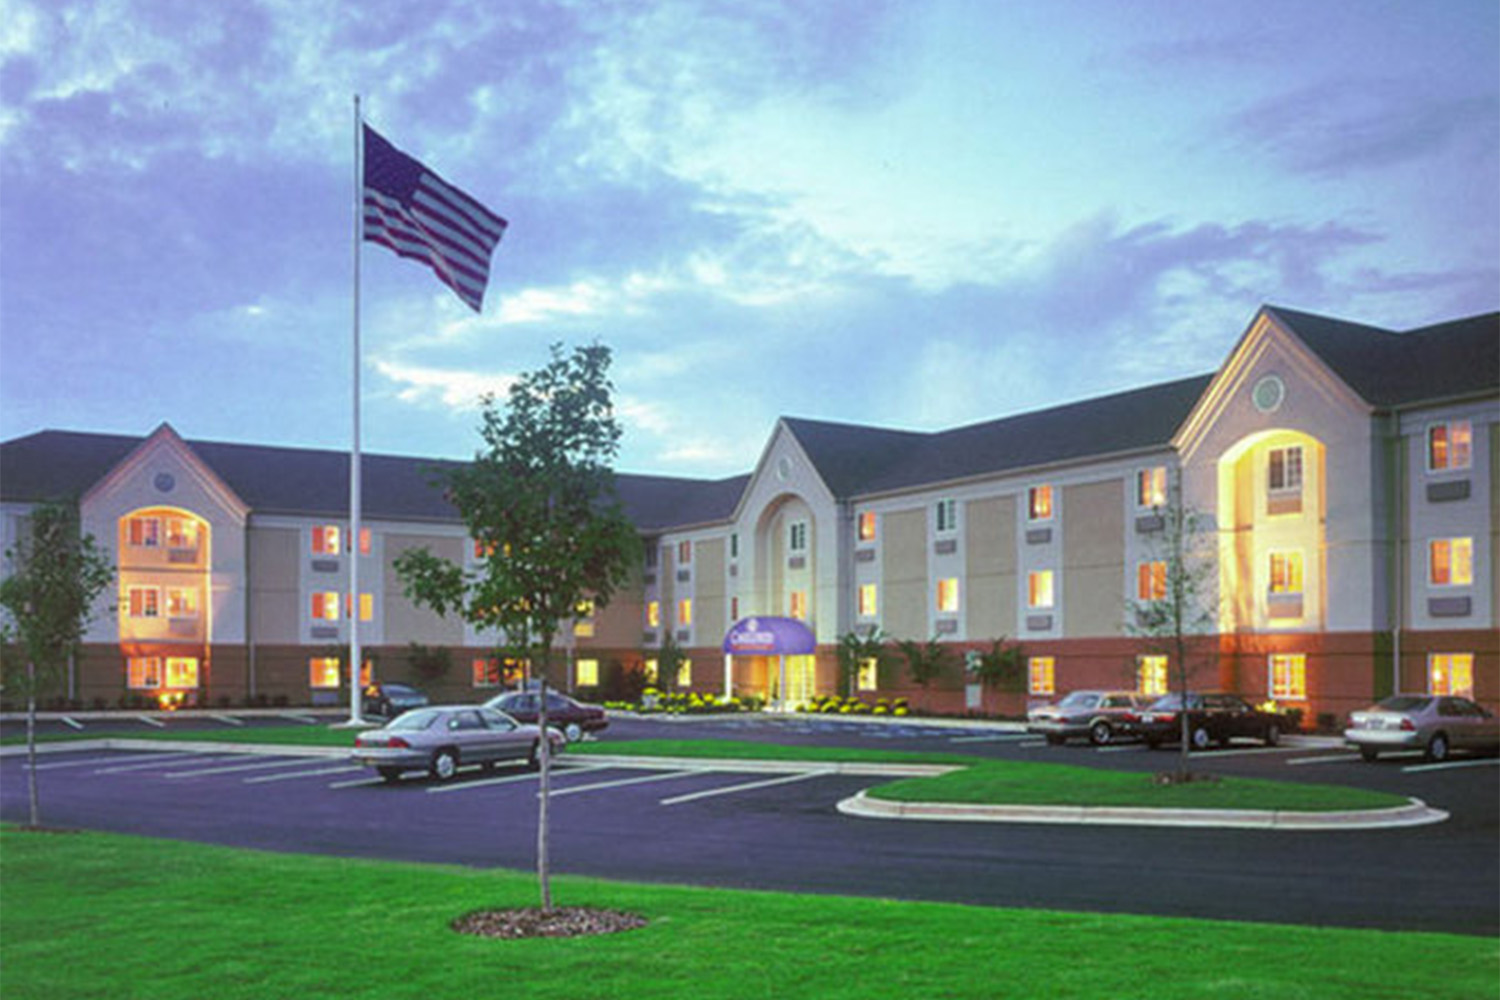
[3,306,1496,723]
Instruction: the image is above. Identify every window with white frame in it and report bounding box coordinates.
[677,540,692,564]
[857,510,877,543]
[164,516,199,550]
[126,516,160,548]
[1427,421,1472,472]
[677,598,693,626]
[472,658,502,688]
[646,601,660,628]
[1269,551,1303,594]
[789,520,808,553]
[1027,570,1054,608]
[1268,446,1303,496]
[935,498,958,533]
[127,586,161,618]
[128,657,163,689]
[1137,467,1167,508]
[677,658,692,687]
[344,593,374,621]
[1429,538,1473,586]
[1028,485,1053,522]
[1137,561,1167,601]
[936,577,959,614]
[311,591,340,620]
[164,657,199,688]
[576,658,600,688]
[857,583,878,618]
[1028,656,1055,695]
[312,525,341,555]
[789,591,807,619]
[1137,655,1168,696]
[1429,653,1474,698]
[309,657,341,688]
[1269,653,1306,700]
[856,657,878,692]
[165,587,199,618]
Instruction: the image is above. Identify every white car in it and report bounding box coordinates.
[1345,694,1499,762]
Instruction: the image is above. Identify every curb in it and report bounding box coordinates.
[563,753,963,777]
[835,789,1449,831]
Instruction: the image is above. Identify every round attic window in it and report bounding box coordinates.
[154,472,176,493]
[776,456,792,481]
[1252,375,1285,414]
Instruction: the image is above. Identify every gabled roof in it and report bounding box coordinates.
[1268,307,1499,407]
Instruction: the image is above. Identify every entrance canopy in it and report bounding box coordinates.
[722,616,816,656]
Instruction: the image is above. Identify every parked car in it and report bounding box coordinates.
[483,690,609,742]
[1139,692,1290,750]
[1026,690,1155,746]
[351,705,565,782]
[1344,694,1500,762]
[363,682,429,719]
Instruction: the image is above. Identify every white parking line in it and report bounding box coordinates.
[1097,744,1149,753]
[328,776,387,789]
[163,758,309,778]
[1285,754,1364,765]
[661,769,832,806]
[94,754,235,774]
[136,715,166,728]
[546,769,704,799]
[62,717,85,730]
[212,715,245,727]
[281,714,320,725]
[948,734,1032,744]
[1402,757,1500,774]
[425,764,611,795]
[243,764,362,783]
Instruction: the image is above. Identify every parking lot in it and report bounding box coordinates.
[3,712,1497,935]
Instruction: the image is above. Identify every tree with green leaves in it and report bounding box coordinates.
[0,501,114,827]
[1124,475,1220,780]
[836,627,891,698]
[966,636,1026,692]
[652,629,688,693]
[393,342,640,912]
[895,636,952,712]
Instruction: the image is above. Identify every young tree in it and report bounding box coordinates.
[0,501,114,827]
[1124,476,1220,780]
[895,636,953,712]
[836,627,891,698]
[394,342,640,912]
[966,636,1026,692]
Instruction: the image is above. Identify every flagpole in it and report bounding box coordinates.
[348,93,366,725]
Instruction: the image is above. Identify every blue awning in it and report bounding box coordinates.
[722,616,816,656]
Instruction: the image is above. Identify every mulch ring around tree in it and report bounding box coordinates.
[451,906,649,940]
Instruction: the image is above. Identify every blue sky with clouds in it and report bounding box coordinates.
[2,0,1496,478]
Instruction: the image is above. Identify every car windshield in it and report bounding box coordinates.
[387,708,441,731]
[1057,692,1100,709]
[1375,696,1432,713]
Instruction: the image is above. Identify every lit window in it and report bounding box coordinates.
[936,577,959,614]
[1428,421,1472,472]
[1269,654,1306,700]
[1138,656,1168,696]
[1028,657,1055,695]
[936,498,958,533]
[311,591,340,620]
[1137,467,1167,508]
[857,511,877,543]
[312,525,341,555]
[128,587,161,619]
[677,598,692,626]
[857,583,878,618]
[165,657,199,688]
[1269,552,1303,594]
[857,657,878,692]
[576,658,600,687]
[574,599,595,638]
[344,593,374,621]
[1028,485,1053,522]
[1268,446,1303,494]
[1137,561,1167,601]
[127,516,160,548]
[310,658,341,689]
[789,591,807,619]
[1429,653,1474,698]
[472,658,502,688]
[678,540,692,565]
[646,601,660,628]
[165,517,199,549]
[675,658,692,687]
[165,587,199,618]
[1429,538,1473,586]
[128,657,163,689]
[789,521,808,553]
[1028,570,1054,609]
[644,659,659,684]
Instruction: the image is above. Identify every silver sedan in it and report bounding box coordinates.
[351,705,564,782]
[1345,694,1500,762]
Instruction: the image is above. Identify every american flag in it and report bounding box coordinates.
[362,124,507,312]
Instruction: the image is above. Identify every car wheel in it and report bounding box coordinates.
[1359,746,1380,763]
[1088,721,1112,746]
[1190,726,1212,751]
[1426,732,1450,763]
[1264,723,1280,747]
[430,748,459,782]
[564,722,583,743]
[377,766,402,783]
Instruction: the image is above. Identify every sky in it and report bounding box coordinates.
[2,0,1496,481]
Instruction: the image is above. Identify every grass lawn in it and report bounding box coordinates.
[2,826,1493,1000]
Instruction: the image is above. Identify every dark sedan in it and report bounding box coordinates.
[363,682,429,719]
[1139,692,1290,750]
[483,690,609,743]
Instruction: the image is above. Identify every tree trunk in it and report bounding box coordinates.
[537,675,552,912]
[26,661,40,828]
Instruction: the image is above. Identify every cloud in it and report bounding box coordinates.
[372,359,515,410]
